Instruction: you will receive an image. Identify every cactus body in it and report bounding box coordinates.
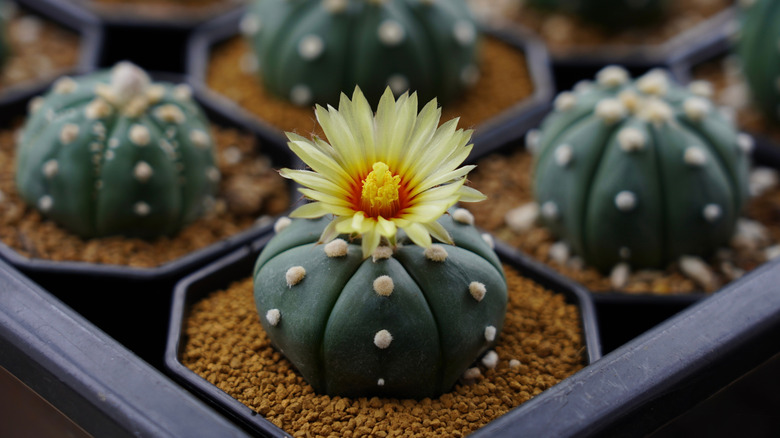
[253,210,506,399]
[15,62,220,239]
[241,0,481,107]
[737,0,780,124]
[528,0,669,28]
[531,67,751,272]
[0,2,8,69]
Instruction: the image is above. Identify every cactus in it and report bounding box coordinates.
[530,66,752,272]
[15,62,220,239]
[736,0,780,124]
[0,1,8,69]
[253,209,506,398]
[527,0,670,29]
[240,0,481,107]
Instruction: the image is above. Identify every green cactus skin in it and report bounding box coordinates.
[240,0,481,107]
[15,62,220,239]
[736,0,780,124]
[530,66,752,272]
[527,0,669,29]
[0,1,8,69]
[253,209,507,399]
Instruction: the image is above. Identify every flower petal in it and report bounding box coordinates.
[404,222,432,248]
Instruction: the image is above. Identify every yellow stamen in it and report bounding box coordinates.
[361,162,401,218]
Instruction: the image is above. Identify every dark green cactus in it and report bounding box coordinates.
[240,0,481,107]
[527,0,669,28]
[253,208,506,399]
[736,0,780,124]
[15,62,220,239]
[0,1,8,69]
[530,66,751,272]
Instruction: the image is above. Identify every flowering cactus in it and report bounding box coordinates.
[530,66,752,271]
[240,0,481,107]
[253,88,506,398]
[15,62,220,239]
[528,0,669,28]
[736,0,780,123]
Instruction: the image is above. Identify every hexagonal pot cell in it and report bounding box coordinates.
[0,0,101,110]
[186,6,555,159]
[461,65,780,307]
[165,229,600,437]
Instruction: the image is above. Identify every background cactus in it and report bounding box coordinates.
[736,0,780,124]
[0,1,8,69]
[527,0,670,29]
[253,209,507,399]
[240,0,481,107]
[15,62,220,239]
[530,66,751,272]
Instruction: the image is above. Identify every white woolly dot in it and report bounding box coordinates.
[469,281,487,302]
[615,191,637,212]
[683,146,707,167]
[525,129,541,154]
[206,167,220,183]
[554,144,573,167]
[266,309,281,326]
[323,0,348,12]
[285,266,306,287]
[541,201,559,221]
[452,208,474,225]
[133,161,154,182]
[53,77,77,94]
[509,359,521,368]
[481,350,499,369]
[374,329,393,349]
[595,99,627,124]
[424,244,448,262]
[324,239,349,257]
[108,138,120,149]
[274,216,291,233]
[377,20,405,46]
[484,325,497,342]
[105,150,115,161]
[173,84,193,101]
[298,34,325,60]
[154,105,186,124]
[737,133,754,154]
[377,378,385,386]
[689,80,714,98]
[641,98,673,123]
[59,124,80,145]
[372,246,393,262]
[481,233,495,249]
[460,64,480,87]
[636,70,669,96]
[28,97,44,114]
[462,367,481,380]
[617,127,645,152]
[683,97,711,121]
[387,74,409,95]
[373,275,394,297]
[85,99,112,120]
[554,92,577,111]
[42,160,58,178]
[160,140,176,159]
[239,14,261,36]
[596,66,629,87]
[146,85,166,103]
[190,129,210,149]
[452,20,476,46]
[129,124,151,146]
[38,195,53,212]
[290,85,313,106]
[134,202,151,216]
[573,80,593,93]
[703,204,722,222]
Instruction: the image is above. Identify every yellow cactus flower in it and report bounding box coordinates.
[280,87,486,257]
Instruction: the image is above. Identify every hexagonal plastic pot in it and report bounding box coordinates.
[164,232,603,437]
[184,6,556,161]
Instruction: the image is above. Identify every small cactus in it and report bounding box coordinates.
[530,66,751,271]
[736,0,780,124]
[254,210,507,398]
[528,0,670,28]
[15,62,220,239]
[240,0,481,107]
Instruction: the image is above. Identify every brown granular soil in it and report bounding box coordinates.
[507,0,730,56]
[83,0,243,20]
[465,149,780,294]
[0,9,80,92]
[0,124,290,268]
[206,36,534,138]
[182,264,585,437]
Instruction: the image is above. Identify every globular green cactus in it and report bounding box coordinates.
[253,208,507,399]
[736,0,780,124]
[527,0,669,28]
[530,66,752,271]
[240,0,481,107]
[15,62,220,239]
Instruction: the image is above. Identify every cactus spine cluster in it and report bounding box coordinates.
[253,209,507,399]
[15,62,220,239]
[528,0,669,28]
[240,0,481,107]
[530,66,752,271]
[736,0,780,124]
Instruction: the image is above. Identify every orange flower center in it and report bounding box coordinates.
[359,162,406,219]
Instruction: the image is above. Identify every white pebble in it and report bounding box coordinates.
[679,256,719,291]
[548,241,570,265]
[610,262,630,289]
[505,203,539,233]
[481,350,499,369]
